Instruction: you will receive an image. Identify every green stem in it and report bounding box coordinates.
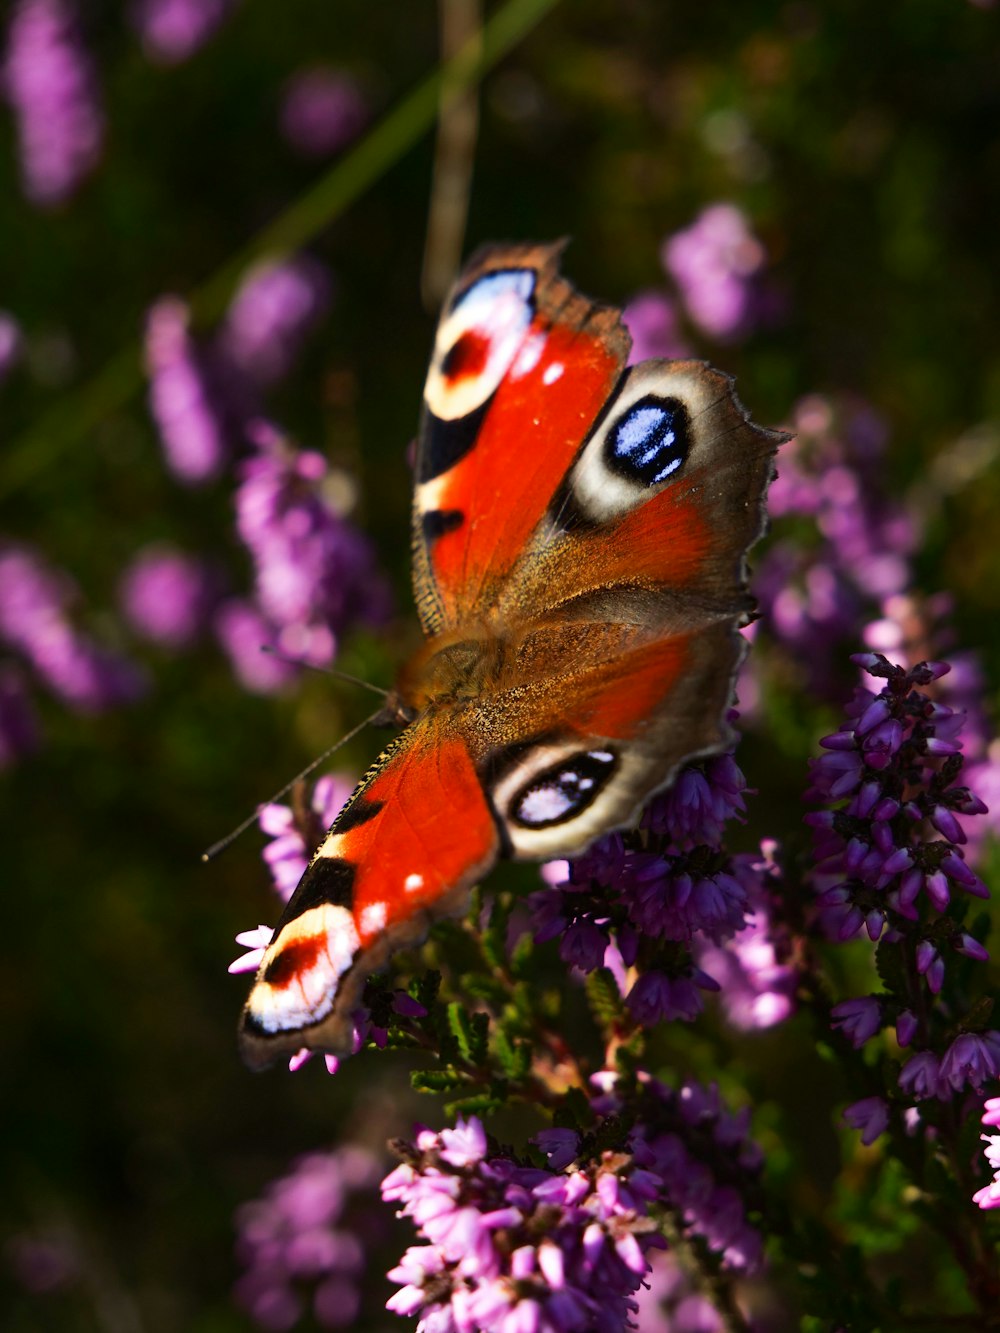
[0,0,561,502]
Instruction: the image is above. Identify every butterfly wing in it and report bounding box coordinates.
[239,716,500,1070]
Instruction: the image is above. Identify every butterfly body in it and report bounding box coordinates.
[239,242,786,1071]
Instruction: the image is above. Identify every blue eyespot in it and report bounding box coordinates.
[606,395,688,486]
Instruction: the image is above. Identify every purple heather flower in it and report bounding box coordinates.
[0,544,144,711]
[642,751,748,849]
[831,997,882,1049]
[5,1227,82,1294]
[896,1010,918,1048]
[938,1031,1000,1093]
[279,66,368,158]
[695,843,797,1031]
[662,204,765,340]
[144,297,230,485]
[899,1051,943,1101]
[129,0,236,65]
[843,1096,889,1146]
[622,291,690,365]
[0,312,23,382]
[234,1145,384,1330]
[219,256,332,386]
[626,967,719,1027]
[2,0,104,206]
[118,544,216,648]
[0,664,39,766]
[257,773,354,901]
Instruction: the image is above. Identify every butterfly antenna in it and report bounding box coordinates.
[200,706,383,864]
[259,644,390,700]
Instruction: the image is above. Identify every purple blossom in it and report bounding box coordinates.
[234,1146,384,1330]
[662,204,765,340]
[621,291,690,365]
[626,967,718,1026]
[695,843,797,1031]
[843,1097,889,1146]
[225,423,392,687]
[0,312,23,381]
[214,598,297,694]
[144,297,230,485]
[899,1051,943,1101]
[129,0,236,65]
[831,997,882,1049]
[2,0,104,206]
[257,773,354,902]
[0,543,144,712]
[118,544,216,649]
[974,1100,1000,1209]
[938,1032,1000,1094]
[279,67,368,158]
[219,256,332,387]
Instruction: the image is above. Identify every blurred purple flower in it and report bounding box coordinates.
[218,256,332,387]
[695,842,797,1031]
[144,297,231,485]
[622,290,690,364]
[234,1145,384,1331]
[279,67,368,158]
[214,598,296,694]
[938,1032,1000,1094]
[843,1097,889,1146]
[5,1226,82,1294]
[258,773,355,902]
[831,997,882,1050]
[129,0,236,65]
[118,543,216,649]
[2,0,104,206]
[223,423,391,691]
[662,204,765,340]
[0,312,23,382]
[0,543,144,712]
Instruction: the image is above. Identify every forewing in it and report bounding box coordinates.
[412,241,630,631]
[239,717,500,1070]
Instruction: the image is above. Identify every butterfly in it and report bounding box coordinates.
[239,241,784,1070]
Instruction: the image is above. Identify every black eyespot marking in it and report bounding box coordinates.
[605,395,689,486]
[418,401,488,482]
[334,796,384,834]
[422,509,464,542]
[510,750,618,828]
[292,856,356,913]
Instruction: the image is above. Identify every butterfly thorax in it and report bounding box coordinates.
[396,622,514,712]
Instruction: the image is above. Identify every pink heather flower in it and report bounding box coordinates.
[279,67,368,158]
[662,204,765,340]
[129,0,236,65]
[219,256,332,386]
[843,1097,889,1146]
[622,290,691,364]
[229,924,273,975]
[118,544,215,648]
[2,0,104,206]
[144,297,230,485]
[0,312,23,381]
[258,773,355,901]
[974,1101,1000,1209]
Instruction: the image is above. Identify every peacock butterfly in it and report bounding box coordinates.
[238,241,785,1069]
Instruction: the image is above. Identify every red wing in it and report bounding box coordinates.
[412,242,629,631]
[239,717,499,1070]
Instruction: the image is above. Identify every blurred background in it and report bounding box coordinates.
[3,0,1000,1328]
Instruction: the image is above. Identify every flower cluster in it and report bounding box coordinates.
[0,543,143,760]
[118,543,217,650]
[662,204,767,341]
[806,653,998,1132]
[234,1145,385,1331]
[218,423,391,691]
[751,395,919,700]
[383,1085,763,1333]
[973,1097,1000,1210]
[219,257,332,387]
[530,742,794,1032]
[2,0,104,207]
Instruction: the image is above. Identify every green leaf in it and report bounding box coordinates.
[410,1067,469,1093]
[447,1002,474,1062]
[875,938,908,995]
[585,967,622,1031]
